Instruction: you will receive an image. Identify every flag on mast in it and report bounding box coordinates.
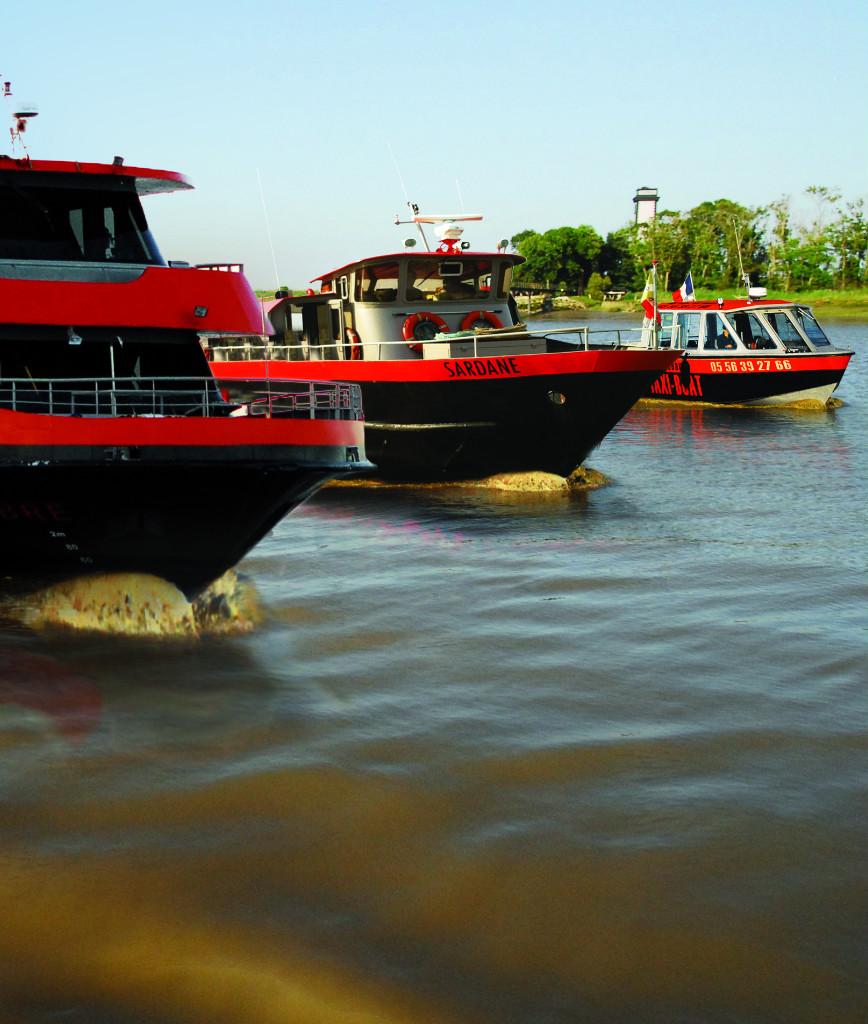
[672,272,695,302]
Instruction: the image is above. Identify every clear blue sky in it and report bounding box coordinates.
[5,0,867,288]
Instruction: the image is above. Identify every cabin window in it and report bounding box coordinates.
[495,263,513,299]
[729,312,776,350]
[703,314,738,350]
[792,307,831,347]
[763,312,809,352]
[658,312,674,347]
[405,258,492,302]
[0,174,163,264]
[354,263,400,303]
[674,311,701,349]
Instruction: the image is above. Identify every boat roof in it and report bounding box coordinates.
[0,156,192,195]
[312,250,524,283]
[661,298,807,312]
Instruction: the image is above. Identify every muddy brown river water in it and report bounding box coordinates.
[0,320,865,1023]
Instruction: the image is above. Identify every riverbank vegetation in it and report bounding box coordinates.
[511,187,868,303]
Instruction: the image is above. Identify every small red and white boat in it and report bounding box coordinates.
[0,90,369,595]
[643,293,853,406]
[208,209,680,481]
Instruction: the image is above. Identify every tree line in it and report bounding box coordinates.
[511,188,868,296]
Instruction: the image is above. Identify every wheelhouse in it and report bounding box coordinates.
[658,301,834,354]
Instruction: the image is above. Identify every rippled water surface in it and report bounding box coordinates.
[1,321,866,1023]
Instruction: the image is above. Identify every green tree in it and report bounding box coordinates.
[585,272,612,301]
[510,228,537,251]
[826,198,868,287]
[683,199,765,288]
[627,211,689,290]
[514,225,604,293]
[599,228,640,290]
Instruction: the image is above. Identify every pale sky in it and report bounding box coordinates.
[4,0,867,289]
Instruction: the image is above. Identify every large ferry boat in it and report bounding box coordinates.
[642,296,853,405]
[207,210,680,481]
[0,97,369,595]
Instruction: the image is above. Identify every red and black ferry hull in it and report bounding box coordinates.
[211,349,680,481]
[646,352,853,406]
[0,411,368,596]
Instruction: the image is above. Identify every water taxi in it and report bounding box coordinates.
[645,294,853,406]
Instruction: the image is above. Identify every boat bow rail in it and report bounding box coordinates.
[208,324,655,362]
[0,376,364,420]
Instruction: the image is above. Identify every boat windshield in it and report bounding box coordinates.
[0,173,164,265]
[354,262,400,303]
[763,311,810,352]
[729,311,777,350]
[406,258,492,302]
[792,307,832,347]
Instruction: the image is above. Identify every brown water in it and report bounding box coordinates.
[0,322,865,1023]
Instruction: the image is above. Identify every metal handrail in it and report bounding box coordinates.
[207,324,655,361]
[0,375,363,420]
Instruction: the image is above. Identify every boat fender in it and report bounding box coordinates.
[460,310,504,332]
[402,312,448,354]
[346,327,362,360]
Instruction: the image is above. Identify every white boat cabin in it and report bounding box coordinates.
[209,216,532,363]
[656,301,835,355]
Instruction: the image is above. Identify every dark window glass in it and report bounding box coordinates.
[730,312,777,349]
[0,173,163,264]
[405,258,491,302]
[765,312,809,352]
[793,307,831,347]
[703,313,738,350]
[354,262,400,303]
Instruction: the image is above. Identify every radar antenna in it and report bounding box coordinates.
[2,75,38,156]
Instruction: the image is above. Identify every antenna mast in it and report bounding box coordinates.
[2,75,38,156]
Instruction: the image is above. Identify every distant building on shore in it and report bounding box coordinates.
[633,187,658,225]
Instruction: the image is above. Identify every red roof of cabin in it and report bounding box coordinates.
[660,298,800,312]
[312,250,524,283]
[0,157,192,195]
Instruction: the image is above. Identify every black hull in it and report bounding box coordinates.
[357,370,660,480]
[646,361,847,405]
[0,451,352,597]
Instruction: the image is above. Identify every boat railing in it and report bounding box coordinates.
[208,324,656,362]
[0,376,364,421]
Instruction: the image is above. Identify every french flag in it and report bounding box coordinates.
[672,272,695,302]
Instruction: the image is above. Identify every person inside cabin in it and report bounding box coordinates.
[718,328,736,350]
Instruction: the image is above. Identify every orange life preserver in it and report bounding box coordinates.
[402,312,448,354]
[460,310,504,332]
[346,327,362,360]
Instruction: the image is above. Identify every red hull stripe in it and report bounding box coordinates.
[211,349,680,384]
[0,267,263,333]
[0,409,364,448]
[686,354,852,374]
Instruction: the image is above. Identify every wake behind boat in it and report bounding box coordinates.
[207,209,680,481]
[0,91,369,596]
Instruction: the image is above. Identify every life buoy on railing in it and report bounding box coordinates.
[346,327,362,360]
[460,310,504,332]
[402,312,448,354]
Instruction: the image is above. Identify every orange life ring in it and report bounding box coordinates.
[460,310,503,332]
[402,312,448,354]
[346,327,362,360]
